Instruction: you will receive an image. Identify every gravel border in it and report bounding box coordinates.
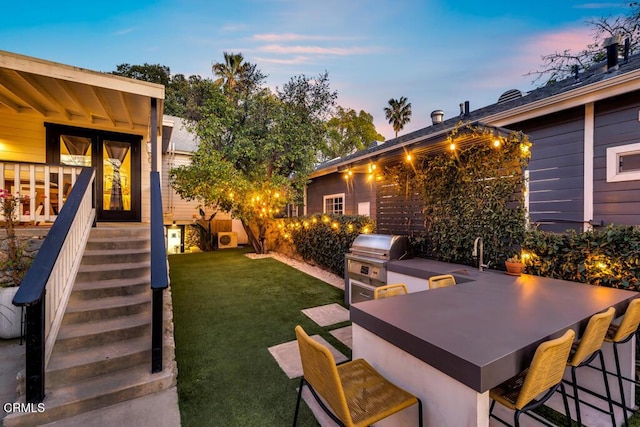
[245,252,344,290]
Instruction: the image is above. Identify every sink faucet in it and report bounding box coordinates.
[472,237,490,271]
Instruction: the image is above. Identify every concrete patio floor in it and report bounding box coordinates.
[0,338,23,424]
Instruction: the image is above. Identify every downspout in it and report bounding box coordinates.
[583,103,595,231]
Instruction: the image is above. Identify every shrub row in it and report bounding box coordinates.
[522,224,640,290]
[274,214,376,276]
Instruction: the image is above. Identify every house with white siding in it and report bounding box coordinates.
[0,49,175,425]
[161,115,248,252]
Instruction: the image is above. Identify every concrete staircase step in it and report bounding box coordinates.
[3,363,176,427]
[89,227,149,239]
[62,292,151,325]
[76,261,150,281]
[46,336,150,388]
[85,236,150,251]
[81,248,150,265]
[71,276,150,301]
[54,312,151,353]
[0,226,177,427]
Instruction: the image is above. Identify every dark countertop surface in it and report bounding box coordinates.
[351,258,639,392]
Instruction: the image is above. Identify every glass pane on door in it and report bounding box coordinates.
[103,140,132,211]
[58,135,92,214]
[60,135,92,166]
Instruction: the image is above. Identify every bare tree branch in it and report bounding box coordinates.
[527,3,639,86]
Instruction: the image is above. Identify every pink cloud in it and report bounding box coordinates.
[523,26,594,56]
[253,55,311,65]
[259,44,376,55]
[470,26,596,91]
[252,33,357,42]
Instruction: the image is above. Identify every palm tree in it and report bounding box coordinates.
[384,97,412,138]
[212,52,248,93]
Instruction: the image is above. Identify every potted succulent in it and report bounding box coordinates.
[0,189,30,339]
[505,254,524,276]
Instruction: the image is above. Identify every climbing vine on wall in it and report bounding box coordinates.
[389,122,532,267]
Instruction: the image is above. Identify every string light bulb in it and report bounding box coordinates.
[449,142,456,151]
[406,154,412,162]
[493,139,501,148]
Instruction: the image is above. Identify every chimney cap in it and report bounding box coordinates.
[604,35,622,47]
[431,110,444,125]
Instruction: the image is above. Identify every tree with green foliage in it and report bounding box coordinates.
[112,63,171,85]
[211,52,265,100]
[171,65,337,254]
[384,96,412,138]
[112,63,219,120]
[528,2,639,85]
[321,107,384,161]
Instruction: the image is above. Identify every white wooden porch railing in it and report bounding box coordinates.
[43,170,95,364]
[12,167,96,402]
[0,162,83,223]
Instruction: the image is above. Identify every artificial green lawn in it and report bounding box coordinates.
[170,248,350,427]
[170,248,640,427]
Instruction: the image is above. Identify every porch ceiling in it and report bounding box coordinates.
[0,50,164,140]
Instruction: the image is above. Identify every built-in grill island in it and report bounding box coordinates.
[345,234,410,305]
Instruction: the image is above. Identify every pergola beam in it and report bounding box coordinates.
[91,87,116,126]
[118,91,134,129]
[13,70,71,120]
[0,91,20,112]
[55,80,93,122]
[0,80,47,116]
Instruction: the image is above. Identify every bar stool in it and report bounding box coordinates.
[603,298,640,427]
[293,325,423,426]
[374,283,408,299]
[490,329,575,427]
[428,274,456,290]
[564,307,616,427]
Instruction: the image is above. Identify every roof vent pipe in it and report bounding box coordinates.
[604,35,622,72]
[459,100,470,116]
[624,37,630,63]
[431,110,444,125]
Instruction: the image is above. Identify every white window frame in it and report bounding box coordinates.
[607,142,640,182]
[323,193,345,215]
[357,201,370,217]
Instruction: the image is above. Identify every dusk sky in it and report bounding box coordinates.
[0,1,631,139]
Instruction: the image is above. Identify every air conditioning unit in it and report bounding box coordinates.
[217,232,238,249]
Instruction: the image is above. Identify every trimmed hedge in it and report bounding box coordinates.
[522,224,640,290]
[275,214,376,276]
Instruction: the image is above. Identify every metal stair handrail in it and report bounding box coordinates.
[150,171,169,374]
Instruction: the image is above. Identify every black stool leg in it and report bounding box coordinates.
[560,382,572,427]
[570,366,581,426]
[598,350,617,427]
[514,409,521,427]
[293,377,304,427]
[613,342,630,427]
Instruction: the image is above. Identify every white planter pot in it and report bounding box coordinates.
[0,286,22,339]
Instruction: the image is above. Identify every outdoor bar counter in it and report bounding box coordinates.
[350,258,639,426]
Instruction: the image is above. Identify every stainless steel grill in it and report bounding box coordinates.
[345,234,410,305]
